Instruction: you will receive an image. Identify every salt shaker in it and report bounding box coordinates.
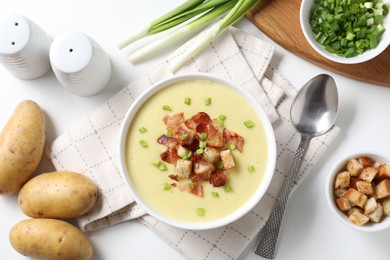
[49,31,112,96]
[0,14,52,79]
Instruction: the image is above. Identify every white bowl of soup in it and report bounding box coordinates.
[118,73,276,230]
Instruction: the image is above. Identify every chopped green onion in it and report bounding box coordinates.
[182,151,193,160]
[179,133,189,140]
[218,114,227,121]
[184,97,191,105]
[216,161,224,169]
[199,132,207,140]
[212,191,219,197]
[229,143,236,150]
[247,165,255,172]
[199,141,207,148]
[162,105,171,111]
[151,158,161,166]
[196,148,204,154]
[159,163,168,171]
[309,0,389,58]
[188,182,195,189]
[138,127,147,133]
[243,120,254,128]
[139,140,148,148]
[223,183,232,192]
[218,114,227,127]
[346,32,356,41]
[163,182,171,190]
[166,128,173,137]
[196,207,206,216]
[204,97,212,106]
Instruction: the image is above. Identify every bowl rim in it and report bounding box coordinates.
[325,151,390,232]
[299,0,390,64]
[118,72,277,230]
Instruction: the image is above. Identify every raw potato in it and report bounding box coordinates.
[9,218,93,260]
[18,171,98,218]
[0,100,45,194]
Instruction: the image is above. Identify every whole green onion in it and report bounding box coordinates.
[118,0,260,69]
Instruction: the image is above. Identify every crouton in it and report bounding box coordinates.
[377,164,390,181]
[359,167,378,182]
[336,197,351,212]
[346,159,363,176]
[349,177,359,190]
[368,203,383,223]
[358,156,374,167]
[364,197,377,215]
[348,211,370,226]
[382,198,390,217]
[375,179,390,199]
[206,130,224,148]
[373,161,382,168]
[356,180,374,195]
[347,207,363,217]
[334,171,350,189]
[344,188,367,208]
[175,159,192,179]
[334,188,347,198]
[203,147,220,164]
[194,161,215,175]
[220,149,235,169]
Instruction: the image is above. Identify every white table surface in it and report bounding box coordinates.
[1,1,390,259]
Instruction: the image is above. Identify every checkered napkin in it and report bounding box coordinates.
[48,27,339,259]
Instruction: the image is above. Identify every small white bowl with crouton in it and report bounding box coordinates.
[326,152,390,232]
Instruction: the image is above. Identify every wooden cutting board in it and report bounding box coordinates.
[246,0,390,87]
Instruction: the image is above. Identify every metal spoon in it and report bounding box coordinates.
[255,74,339,259]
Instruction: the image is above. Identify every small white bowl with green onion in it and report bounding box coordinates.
[300,0,390,64]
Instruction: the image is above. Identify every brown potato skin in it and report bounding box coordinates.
[9,218,93,260]
[18,171,98,218]
[0,100,46,194]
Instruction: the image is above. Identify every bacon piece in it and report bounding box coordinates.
[181,183,204,197]
[184,112,218,135]
[190,153,204,163]
[210,169,228,187]
[191,184,203,197]
[191,172,211,184]
[223,128,244,152]
[184,118,197,130]
[163,113,184,128]
[172,125,189,138]
[194,112,212,133]
[157,134,178,149]
[173,126,197,147]
[160,148,179,164]
[181,136,199,152]
[185,112,209,129]
[168,174,179,181]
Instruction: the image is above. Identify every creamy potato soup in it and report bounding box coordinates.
[125,79,269,222]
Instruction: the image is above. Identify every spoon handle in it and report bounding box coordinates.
[255,135,310,259]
